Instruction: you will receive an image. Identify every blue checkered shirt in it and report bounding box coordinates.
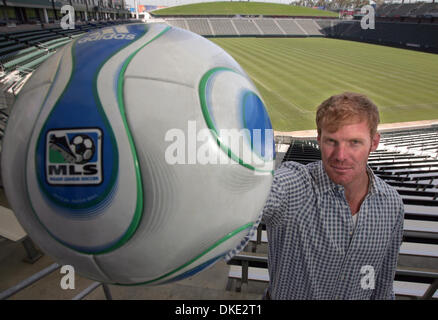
[262,161,404,300]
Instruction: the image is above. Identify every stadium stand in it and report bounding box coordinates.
[407,3,436,18]
[0,20,135,76]
[322,20,438,52]
[227,253,438,299]
[186,18,213,36]
[376,3,401,18]
[276,18,306,36]
[254,18,283,36]
[295,19,323,36]
[376,2,438,19]
[162,16,437,52]
[379,127,438,155]
[314,19,334,36]
[232,18,261,36]
[209,18,238,36]
[393,3,418,17]
[0,28,72,72]
[164,17,327,38]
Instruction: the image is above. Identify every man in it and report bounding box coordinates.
[262,92,404,300]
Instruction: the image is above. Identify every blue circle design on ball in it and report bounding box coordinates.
[242,91,275,161]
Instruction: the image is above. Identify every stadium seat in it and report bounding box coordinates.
[227,253,438,299]
[254,19,283,36]
[209,19,238,36]
[276,19,306,36]
[233,19,261,36]
[187,18,213,36]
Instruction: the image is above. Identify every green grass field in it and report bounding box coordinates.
[152,2,338,17]
[210,37,438,132]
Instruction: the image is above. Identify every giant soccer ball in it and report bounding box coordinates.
[1,23,274,285]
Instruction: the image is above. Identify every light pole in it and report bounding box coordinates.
[134,0,139,19]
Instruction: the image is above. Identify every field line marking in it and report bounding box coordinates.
[250,75,311,114]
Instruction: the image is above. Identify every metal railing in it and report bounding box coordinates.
[0,263,113,300]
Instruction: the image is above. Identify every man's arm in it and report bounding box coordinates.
[224,162,297,262]
[261,171,287,227]
[371,201,405,300]
[261,161,309,227]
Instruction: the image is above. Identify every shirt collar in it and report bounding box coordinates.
[315,161,389,197]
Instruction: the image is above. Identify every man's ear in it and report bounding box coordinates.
[371,132,380,152]
[317,134,321,146]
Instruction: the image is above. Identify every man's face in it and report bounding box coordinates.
[317,120,380,188]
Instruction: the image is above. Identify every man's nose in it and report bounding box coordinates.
[333,144,347,162]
